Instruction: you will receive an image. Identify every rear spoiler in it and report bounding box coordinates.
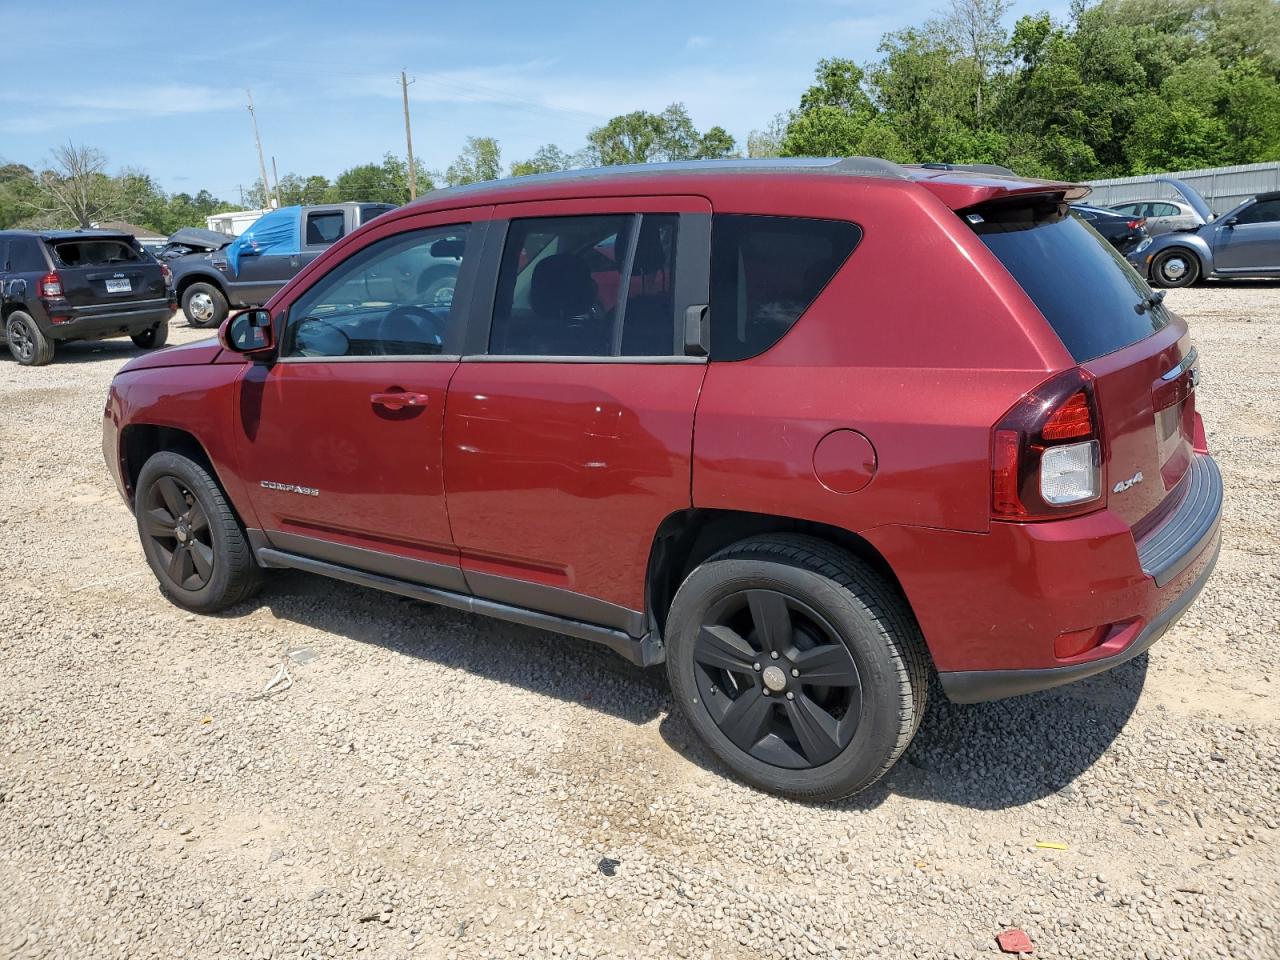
[911,171,1091,211]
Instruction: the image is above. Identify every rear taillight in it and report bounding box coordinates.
[38,272,63,298]
[160,264,173,285]
[992,367,1105,520]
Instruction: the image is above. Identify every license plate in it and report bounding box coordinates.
[105,279,131,293]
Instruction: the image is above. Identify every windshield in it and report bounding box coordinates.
[969,201,1169,362]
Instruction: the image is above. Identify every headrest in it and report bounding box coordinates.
[530,254,596,320]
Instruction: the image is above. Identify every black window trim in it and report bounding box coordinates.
[462,211,712,364]
[277,218,487,363]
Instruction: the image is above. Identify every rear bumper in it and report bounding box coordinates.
[939,533,1219,702]
[42,299,173,341]
[865,453,1224,702]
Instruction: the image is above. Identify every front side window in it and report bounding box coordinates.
[1235,199,1280,225]
[283,224,469,358]
[709,214,861,361]
[489,214,680,357]
[305,211,346,246]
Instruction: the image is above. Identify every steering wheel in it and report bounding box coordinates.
[375,305,445,355]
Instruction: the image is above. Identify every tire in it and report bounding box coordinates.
[5,311,55,366]
[665,534,928,802]
[131,319,169,350]
[1150,248,1200,288]
[135,451,262,613]
[182,282,229,328]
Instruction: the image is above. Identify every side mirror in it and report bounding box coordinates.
[1225,217,1238,227]
[219,308,276,359]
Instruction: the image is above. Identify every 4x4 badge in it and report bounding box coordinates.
[1113,471,1144,494]
[261,480,319,497]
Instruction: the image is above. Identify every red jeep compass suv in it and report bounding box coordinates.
[103,158,1222,800]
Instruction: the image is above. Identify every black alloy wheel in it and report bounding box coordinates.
[141,475,216,591]
[694,589,862,769]
[666,534,928,801]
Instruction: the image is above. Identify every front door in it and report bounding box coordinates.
[443,198,711,630]
[235,210,489,591]
[1214,197,1280,272]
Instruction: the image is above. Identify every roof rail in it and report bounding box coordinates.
[410,156,914,207]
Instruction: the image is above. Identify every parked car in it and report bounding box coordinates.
[171,202,395,328]
[1,229,174,366]
[103,158,1221,801]
[155,227,231,262]
[1070,202,1151,254]
[1108,198,1206,236]
[1127,178,1280,287]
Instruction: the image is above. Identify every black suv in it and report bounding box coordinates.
[1,229,174,366]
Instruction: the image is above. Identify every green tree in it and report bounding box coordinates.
[584,103,737,165]
[445,137,502,186]
[510,144,574,177]
[326,154,433,204]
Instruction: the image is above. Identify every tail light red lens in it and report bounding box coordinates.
[991,367,1105,520]
[160,264,173,285]
[38,272,63,298]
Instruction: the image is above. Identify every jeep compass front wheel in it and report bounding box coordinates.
[136,451,261,612]
[665,535,928,801]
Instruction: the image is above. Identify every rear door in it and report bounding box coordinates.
[970,203,1197,530]
[1213,198,1280,272]
[442,197,711,627]
[47,236,166,307]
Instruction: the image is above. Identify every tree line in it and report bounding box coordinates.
[2,0,1276,235]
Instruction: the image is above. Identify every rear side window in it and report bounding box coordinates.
[9,238,48,272]
[51,239,141,267]
[709,215,861,361]
[360,205,393,226]
[305,211,346,246]
[970,202,1167,362]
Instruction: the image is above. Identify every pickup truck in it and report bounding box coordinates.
[171,202,395,327]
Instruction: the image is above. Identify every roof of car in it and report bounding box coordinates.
[0,228,136,240]
[404,157,1085,212]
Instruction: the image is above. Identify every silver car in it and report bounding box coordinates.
[1109,198,1206,236]
[1126,178,1280,287]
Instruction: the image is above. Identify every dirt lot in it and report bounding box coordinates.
[1,288,1277,960]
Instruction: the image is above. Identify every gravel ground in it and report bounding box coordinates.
[1,289,1277,960]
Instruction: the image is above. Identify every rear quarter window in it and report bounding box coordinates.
[8,238,48,273]
[969,202,1167,363]
[709,215,861,361]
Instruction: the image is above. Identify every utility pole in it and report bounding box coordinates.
[245,89,271,210]
[400,69,418,200]
[237,184,245,207]
[271,155,282,208]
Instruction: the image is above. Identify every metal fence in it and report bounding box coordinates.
[1084,162,1280,216]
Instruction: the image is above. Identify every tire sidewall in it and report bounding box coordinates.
[136,452,241,611]
[6,311,48,365]
[666,557,909,799]
[182,283,228,328]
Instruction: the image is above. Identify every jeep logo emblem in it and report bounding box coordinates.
[1113,470,1144,494]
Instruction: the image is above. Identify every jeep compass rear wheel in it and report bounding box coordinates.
[136,451,261,612]
[666,535,927,801]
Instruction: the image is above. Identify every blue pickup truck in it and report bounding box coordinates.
[171,202,394,327]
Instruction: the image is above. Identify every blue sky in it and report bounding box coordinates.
[1,0,1066,202]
